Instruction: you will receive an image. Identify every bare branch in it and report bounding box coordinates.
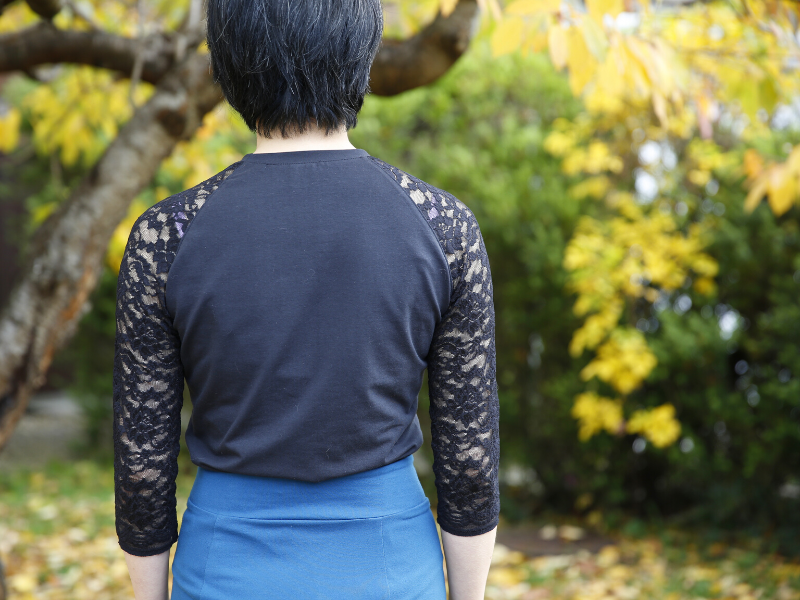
[174,0,204,62]
[369,0,480,96]
[0,21,177,83]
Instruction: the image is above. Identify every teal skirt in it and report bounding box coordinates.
[170,455,446,599]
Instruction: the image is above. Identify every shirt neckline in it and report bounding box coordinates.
[241,148,369,164]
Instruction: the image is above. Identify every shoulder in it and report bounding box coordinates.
[130,161,244,244]
[120,161,244,287]
[365,155,483,264]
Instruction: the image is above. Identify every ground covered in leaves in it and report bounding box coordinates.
[1,461,799,600]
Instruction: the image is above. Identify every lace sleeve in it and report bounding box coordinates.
[366,157,500,536]
[112,206,185,557]
[427,206,500,537]
[112,163,241,556]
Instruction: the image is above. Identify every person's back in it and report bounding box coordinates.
[113,1,500,599]
[170,149,453,480]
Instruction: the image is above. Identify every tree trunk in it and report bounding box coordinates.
[0,52,222,449]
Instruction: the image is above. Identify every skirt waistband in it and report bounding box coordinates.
[187,455,428,520]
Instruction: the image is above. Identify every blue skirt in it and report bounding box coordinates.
[170,455,446,599]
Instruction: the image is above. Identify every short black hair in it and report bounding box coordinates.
[205,0,384,138]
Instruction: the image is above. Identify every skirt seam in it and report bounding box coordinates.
[380,519,390,600]
[186,497,432,523]
[197,514,217,597]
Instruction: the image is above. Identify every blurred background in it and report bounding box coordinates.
[1,0,799,598]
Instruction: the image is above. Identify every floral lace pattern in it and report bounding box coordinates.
[113,163,242,556]
[368,157,501,536]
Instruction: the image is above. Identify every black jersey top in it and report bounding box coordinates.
[112,148,500,557]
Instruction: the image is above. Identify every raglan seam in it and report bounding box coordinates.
[364,157,454,309]
[172,161,245,270]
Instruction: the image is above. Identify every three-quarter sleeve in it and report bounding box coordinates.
[365,156,501,536]
[427,211,501,537]
[111,163,240,556]
[113,208,185,557]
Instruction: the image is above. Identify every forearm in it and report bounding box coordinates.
[441,526,497,600]
[123,549,170,600]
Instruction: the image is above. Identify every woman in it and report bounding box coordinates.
[112,0,500,598]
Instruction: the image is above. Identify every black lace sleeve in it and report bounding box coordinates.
[367,158,501,537]
[113,163,241,556]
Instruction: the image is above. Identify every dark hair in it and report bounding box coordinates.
[205,0,384,138]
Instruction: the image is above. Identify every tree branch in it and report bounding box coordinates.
[1,0,479,94]
[0,21,177,83]
[369,0,480,96]
[0,52,222,450]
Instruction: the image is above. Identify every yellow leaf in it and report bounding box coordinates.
[693,277,716,296]
[488,566,526,586]
[744,0,765,18]
[744,175,768,213]
[571,392,624,440]
[440,0,459,16]
[569,176,611,200]
[688,169,711,187]
[543,130,576,156]
[31,202,57,226]
[548,25,569,70]
[597,545,621,567]
[9,573,37,593]
[766,165,797,216]
[0,107,21,153]
[758,75,779,114]
[107,199,149,272]
[491,17,525,57]
[505,0,561,15]
[566,26,596,95]
[579,16,609,61]
[743,149,764,181]
[788,145,800,172]
[652,91,668,127]
[586,0,624,24]
[569,300,624,355]
[525,30,550,53]
[580,328,657,394]
[627,404,681,447]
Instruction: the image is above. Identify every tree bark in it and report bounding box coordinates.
[369,0,480,96]
[0,53,221,450]
[0,21,180,84]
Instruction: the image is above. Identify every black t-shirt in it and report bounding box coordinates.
[113,148,500,557]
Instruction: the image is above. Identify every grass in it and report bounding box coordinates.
[1,459,799,600]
